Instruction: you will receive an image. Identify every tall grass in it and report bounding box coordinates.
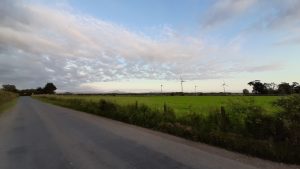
[0,90,18,112]
[36,95,300,164]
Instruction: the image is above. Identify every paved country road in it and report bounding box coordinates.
[0,97,298,169]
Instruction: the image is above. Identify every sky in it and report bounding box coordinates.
[0,0,299,93]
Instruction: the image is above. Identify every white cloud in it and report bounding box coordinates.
[0,0,281,91]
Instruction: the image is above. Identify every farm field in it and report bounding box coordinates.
[45,95,280,115]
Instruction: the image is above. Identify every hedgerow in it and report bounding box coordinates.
[36,94,300,164]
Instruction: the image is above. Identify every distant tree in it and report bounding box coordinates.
[268,82,278,94]
[2,84,18,93]
[295,86,300,94]
[278,82,292,95]
[18,89,36,96]
[292,82,300,94]
[270,82,277,90]
[292,82,299,87]
[242,89,250,95]
[248,80,268,94]
[263,82,278,94]
[36,87,44,94]
[43,83,57,94]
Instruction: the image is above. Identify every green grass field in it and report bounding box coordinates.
[47,95,279,115]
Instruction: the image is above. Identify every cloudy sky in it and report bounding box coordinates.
[0,0,299,93]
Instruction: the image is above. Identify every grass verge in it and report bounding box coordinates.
[0,99,17,113]
[0,90,18,113]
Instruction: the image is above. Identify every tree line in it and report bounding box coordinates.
[2,80,300,96]
[244,80,300,95]
[1,83,57,96]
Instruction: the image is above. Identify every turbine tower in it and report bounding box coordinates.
[222,80,228,93]
[180,76,185,93]
[160,84,163,93]
[194,85,197,94]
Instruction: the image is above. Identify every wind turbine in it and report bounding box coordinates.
[194,85,197,94]
[160,84,163,93]
[221,80,228,93]
[180,76,185,93]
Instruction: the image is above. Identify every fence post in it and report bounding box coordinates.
[135,101,138,109]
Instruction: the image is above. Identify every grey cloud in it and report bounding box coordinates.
[233,63,284,73]
[274,36,300,46]
[202,0,300,31]
[201,0,257,29]
[261,0,300,30]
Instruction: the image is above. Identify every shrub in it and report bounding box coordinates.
[98,99,118,114]
[273,94,300,145]
[162,103,176,123]
[224,98,268,135]
[244,111,275,140]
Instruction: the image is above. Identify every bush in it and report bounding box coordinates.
[162,103,176,123]
[273,94,300,145]
[98,99,118,114]
[244,111,275,140]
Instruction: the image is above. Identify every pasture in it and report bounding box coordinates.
[46,95,279,115]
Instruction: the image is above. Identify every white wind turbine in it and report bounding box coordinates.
[221,80,229,93]
[160,84,163,93]
[180,76,185,93]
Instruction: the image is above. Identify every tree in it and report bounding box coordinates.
[36,87,44,94]
[294,86,300,94]
[242,89,250,95]
[292,82,299,88]
[278,82,292,95]
[2,84,18,93]
[270,82,277,90]
[18,89,36,96]
[292,82,300,94]
[248,80,268,94]
[267,82,278,94]
[43,83,57,94]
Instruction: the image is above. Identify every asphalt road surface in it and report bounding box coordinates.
[0,97,298,169]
